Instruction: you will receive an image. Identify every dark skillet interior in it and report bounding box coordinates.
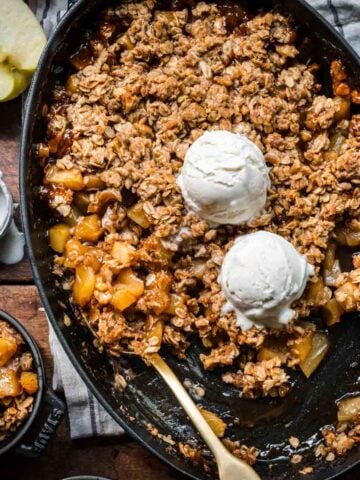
[21,1,360,479]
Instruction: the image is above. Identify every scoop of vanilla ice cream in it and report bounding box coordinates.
[177,130,270,225]
[219,231,314,330]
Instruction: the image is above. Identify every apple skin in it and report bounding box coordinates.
[0,64,30,103]
[0,0,46,102]
[0,0,47,73]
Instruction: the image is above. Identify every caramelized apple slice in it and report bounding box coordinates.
[323,243,337,272]
[333,96,351,121]
[83,174,106,190]
[337,396,360,423]
[64,238,87,269]
[335,281,358,312]
[323,243,341,287]
[48,223,71,253]
[117,268,144,297]
[20,372,39,395]
[258,337,288,363]
[299,332,330,378]
[73,265,96,306]
[322,298,344,326]
[127,202,151,228]
[0,369,21,398]
[165,294,185,315]
[63,206,82,228]
[111,285,137,311]
[83,248,102,273]
[73,192,91,213]
[290,331,314,363]
[75,214,103,242]
[136,235,172,269]
[45,166,84,191]
[143,271,171,315]
[0,337,18,367]
[199,407,227,438]
[111,242,135,264]
[335,224,360,247]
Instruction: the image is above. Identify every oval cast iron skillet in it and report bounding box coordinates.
[20,1,360,479]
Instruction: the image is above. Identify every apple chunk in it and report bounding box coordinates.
[0,64,28,102]
[0,0,46,73]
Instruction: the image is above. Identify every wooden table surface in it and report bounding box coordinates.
[0,98,358,480]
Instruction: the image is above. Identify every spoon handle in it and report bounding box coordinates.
[148,353,261,480]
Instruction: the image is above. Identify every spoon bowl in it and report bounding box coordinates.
[148,353,261,480]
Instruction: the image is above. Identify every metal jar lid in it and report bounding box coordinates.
[0,172,13,239]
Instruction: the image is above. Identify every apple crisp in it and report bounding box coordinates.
[0,321,39,442]
[40,0,360,391]
[39,0,360,466]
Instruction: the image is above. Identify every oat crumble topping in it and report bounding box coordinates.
[39,0,360,468]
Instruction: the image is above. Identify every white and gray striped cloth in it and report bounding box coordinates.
[30,0,360,439]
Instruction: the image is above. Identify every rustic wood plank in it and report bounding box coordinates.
[2,430,180,480]
[0,257,33,283]
[0,285,51,374]
[0,98,22,202]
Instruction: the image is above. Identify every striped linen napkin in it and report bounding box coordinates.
[29,0,359,439]
[49,327,123,438]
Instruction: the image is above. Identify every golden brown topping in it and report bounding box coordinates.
[222,358,289,399]
[40,2,360,422]
[136,236,172,269]
[137,271,171,315]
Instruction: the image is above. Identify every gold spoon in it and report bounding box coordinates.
[148,352,261,480]
[82,314,261,479]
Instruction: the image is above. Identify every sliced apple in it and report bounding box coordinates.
[0,0,46,73]
[0,47,7,63]
[0,63,28,102]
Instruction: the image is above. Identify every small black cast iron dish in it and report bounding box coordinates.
[20,0,360,479]
[0,310,65,458]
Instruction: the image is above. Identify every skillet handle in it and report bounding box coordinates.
[15,387,66,458]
